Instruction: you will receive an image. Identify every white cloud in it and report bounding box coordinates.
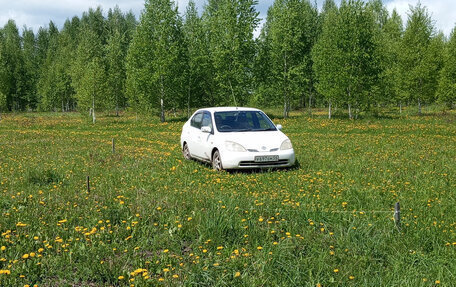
[0,0,144,32]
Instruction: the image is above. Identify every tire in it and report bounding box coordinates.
[212,150,223,171]
[183,143,191,160]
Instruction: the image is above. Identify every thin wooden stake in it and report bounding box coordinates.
[87,176,90,193]
[112,138,115,154]
[394,202,401,231]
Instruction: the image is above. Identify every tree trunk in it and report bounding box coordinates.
[348,103,352,119]
[62,100,64,113]
[328,101,332,119]
[228,79,237,107]
[92,96,96,124]
[399,102,402,114]
[116,93,119,117]
[160,75,166,123]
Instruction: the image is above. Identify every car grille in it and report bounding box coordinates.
[239,159,289,167]
[247,148,279,152]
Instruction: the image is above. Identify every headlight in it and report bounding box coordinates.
[280,139,293,150]
[225,141,246,152]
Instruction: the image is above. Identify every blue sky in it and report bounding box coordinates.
[0,0,454,36]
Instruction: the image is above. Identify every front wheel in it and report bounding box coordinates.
[212,150,223,171]
[183,143,191,160]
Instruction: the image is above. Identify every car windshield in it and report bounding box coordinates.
[214,111,277,132]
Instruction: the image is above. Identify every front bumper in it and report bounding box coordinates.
[220,149,296,169]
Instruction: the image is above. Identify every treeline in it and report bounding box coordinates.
[0,0,455,121]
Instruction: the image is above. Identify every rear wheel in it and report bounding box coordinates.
[183,143,191,160]
[212,150,223,171]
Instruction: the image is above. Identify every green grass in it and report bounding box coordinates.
[0,109,455,286]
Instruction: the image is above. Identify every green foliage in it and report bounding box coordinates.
[204,0,260,106]
[0,20,27,111]
[377,9,403,106]
[259,0,319,118]
[126,0,185,122]
[399,3,443,113]
[22,27,38,110]
[105,6,134,115]
[76,57,108,111]
[183,0,214,113]
[0,91,6,111]
[313,0,379,118]
[0,0,455,118]
[437,27,456,108]
[72,8,108,114]
[37,21,61,111]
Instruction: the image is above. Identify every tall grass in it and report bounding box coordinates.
[0,109,454,286]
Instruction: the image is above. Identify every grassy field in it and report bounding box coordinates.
[0,109,455,286]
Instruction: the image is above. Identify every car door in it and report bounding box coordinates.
[193,111,214,160]
[187,112,203,157]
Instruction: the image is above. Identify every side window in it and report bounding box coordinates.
[191,113,203,129]
[202,112,213,130]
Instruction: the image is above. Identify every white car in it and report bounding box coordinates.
[180,107,296,170]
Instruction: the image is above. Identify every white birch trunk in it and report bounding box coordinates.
[328,101,332,119]
[160,75,165,123]
[92,96,96,124]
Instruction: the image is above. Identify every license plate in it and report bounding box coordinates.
[254,155,279,162]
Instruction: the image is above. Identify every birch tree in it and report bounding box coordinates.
[399,3,440,115]
[264,0,318,118]
[126,0,183,122]
[313,0,378,119]
[204,0,259,106]
[437,26,456,109]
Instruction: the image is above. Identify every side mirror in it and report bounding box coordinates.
[201,126,212,133]
[276,124,283,131]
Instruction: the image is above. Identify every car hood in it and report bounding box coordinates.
[221,130,289,151]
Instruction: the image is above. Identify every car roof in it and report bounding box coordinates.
[196,107,262,113]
